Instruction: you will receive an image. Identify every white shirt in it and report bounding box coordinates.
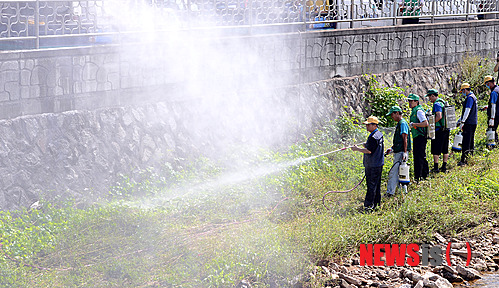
[417,110,427,122]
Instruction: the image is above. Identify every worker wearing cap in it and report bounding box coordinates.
[457,83,478,166]
[426,89,450,173]
[385,106,411,196]
[351,116,384,212]
[484,75,499,144]
[408,94,429,182]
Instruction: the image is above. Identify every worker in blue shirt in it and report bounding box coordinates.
[351,116,384,212]
[385,106,411,196]
[426,89,450,173]
[484,75,499,144]
[457,83,478,166]
[408,94,429,182]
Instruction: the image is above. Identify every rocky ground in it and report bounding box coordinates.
[302,222,499,288]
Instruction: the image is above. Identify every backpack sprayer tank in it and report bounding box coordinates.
[444,105,457,130]
[427,114,436,139]
[487,128,496,148]
[398,161,410,185]
[452,132,463,151]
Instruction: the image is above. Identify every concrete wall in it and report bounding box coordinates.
[0,64,459,210]
[0,20,497,120]
[0,20,491,209]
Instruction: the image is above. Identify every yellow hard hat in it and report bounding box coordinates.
[484,75,494,84]
[460,83,471,91]
[363,115,379,125]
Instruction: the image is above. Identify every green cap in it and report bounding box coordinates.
[407,94,420,101]
[425,89,438,96]
[386,105,402,116]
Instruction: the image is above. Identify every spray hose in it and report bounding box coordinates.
[322,175,365,210]
[321,158,402,210]
[311,143,365,159]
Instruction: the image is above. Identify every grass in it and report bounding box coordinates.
[0,107,498,287]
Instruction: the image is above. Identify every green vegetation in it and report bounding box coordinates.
[458,53,497,99]
[365,75,408,127]
[0,57,498,287]
[0,111,497,288]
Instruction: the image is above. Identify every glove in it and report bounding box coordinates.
[409,122,414,128]
[402,152,408,162]
[385,148,393,156]
[459,123,464,130]
[489,118,495,127]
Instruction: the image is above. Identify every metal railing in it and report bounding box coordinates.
[0,0,498,50]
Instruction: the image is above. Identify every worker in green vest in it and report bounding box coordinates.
[426,89,450,173]
[385,105,411,197]
[408,94,429,182]
[399,0,422,24]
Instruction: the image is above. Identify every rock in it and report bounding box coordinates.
[442,270,463,283]
[434,278,454,288]
[338,273,362,286]
[442,265,458,275]
[434,232,447,243]
[451,242,466,249]
[423,272,440,281]
[474,262,488,271]
[423,278,434,287]
[375,270,387,280]
[397,284,411,288]
[339,266,349,274]
[339,279,354,288]
[388,270,400,279]
[452,249,482,259]
[321,266,331,276]
[493,237,499,244]
[487,262,499,271]
[414,280,424,288]
[403,269,423,282]
[351,258,359,265]
[456,265,481,280]
[330,263,340,271]
[422,271,454,288]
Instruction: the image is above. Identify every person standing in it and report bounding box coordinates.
[457,83,478,166]
[399,0,422,24]
[385,106,411,197]
[351,116,384,212]
[484,76,499,144]
[494,53,499,79]
[408,94,429,182]
[426,89,450,173]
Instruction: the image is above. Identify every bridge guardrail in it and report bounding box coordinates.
[0,0,498,50]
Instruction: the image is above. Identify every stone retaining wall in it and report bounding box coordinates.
[0,20,497,120]
[0,64,459,210]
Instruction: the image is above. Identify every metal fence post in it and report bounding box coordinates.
[350,0,354,28]
[466,0,470,21]
[249,0,253,28]
[392,0,397,26]
[303,0,307,32]
[35,0,40,49]
[431,0,435,23]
